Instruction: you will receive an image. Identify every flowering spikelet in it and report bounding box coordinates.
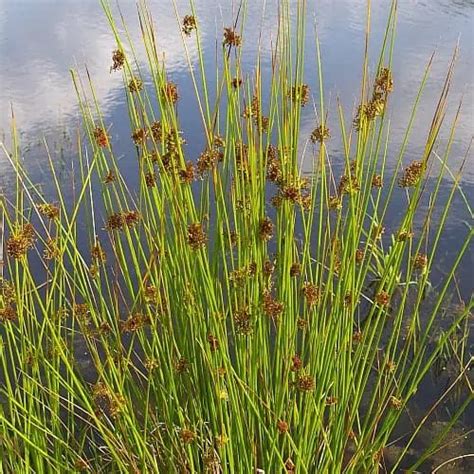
[93,127,109,148]
[258,217,274,241]
[175,357,190,374]
[389,395,402,410]
[263,260,275,276]
[399,160,425,187]
[182,15,197,36]
[111,49,125,72]
[289,84,310,107]
[328,195,342,211]
[296,374,315,392]
[37,203,60,220]
[310,124,330,144]
[223,27,241,47]
[162,81,179,104]
[266,156,282,184]
[7,223,35,259]
[128,76,143,93]
[106,211,140,231]
[355,248,364,264]
[187,223,207,250]
[375,291,390,307]
[302,282,320,307]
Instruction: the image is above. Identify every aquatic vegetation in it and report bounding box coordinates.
[0,0,472,473]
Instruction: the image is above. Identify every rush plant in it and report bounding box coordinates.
[0,1,472,472]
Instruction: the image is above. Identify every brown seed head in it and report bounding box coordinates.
[93,127,109,148]
[111,49,125,72]
[310,124,331,144]
[187,222,207,250]
[297,374,315,392]
[182,15,197,36]
[277,420,289,434]
[223,27,241,47]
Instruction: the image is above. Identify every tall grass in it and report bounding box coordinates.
[0,0,472,472]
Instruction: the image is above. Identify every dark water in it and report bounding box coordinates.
[0,0,473,470]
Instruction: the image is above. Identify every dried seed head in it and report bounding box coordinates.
[263,260,275,276]
[310,124,330,144]
[285,458,296,474]
[182,15,197,36]
[325,396,338,406]
[197,148,222,176]
[338,174,360,195]
[43,238,61,261]
[297,318,308,330]
[175,357,190,374]
[120,312,150,333]
[144,172,156,188]
[375,67,394,95]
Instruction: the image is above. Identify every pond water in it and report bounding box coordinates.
[0,0,473,470]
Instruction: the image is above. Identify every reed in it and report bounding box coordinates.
[0,0,472,472]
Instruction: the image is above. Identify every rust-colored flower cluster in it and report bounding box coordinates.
[179,161,196,184]
[290,354,303,372]
[7,223,35,259]
[92,381,125,418]
[375,290,390,307]
[106,210,141,231]
[371,174,383,188]
[197,147,223,176]
[413,253,428,270]
[132,127,148,145]
[180,428,197,444]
